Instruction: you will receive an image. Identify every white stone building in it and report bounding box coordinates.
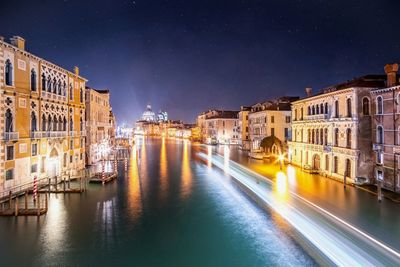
[289,76,386,182]
[204,111,239,145]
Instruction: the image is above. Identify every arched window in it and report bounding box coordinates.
[42,114,47,131]
[63,82,66,96]
[320,103,324,114]
[31,112,37,132]
[362,97,370,116]
[377,96,383,114]
[333,156,338,173]
[346,98,352,117]
[308,129,311,143]
[324,102,328,114]
[58,81,62,95]
[316,105,319,114]
[69,84,73,100]
[53,78,57,94]
[312,106,315,115]
[316,129,319,144]
[320,129,323,145]
[334,128,339,146]
[70,117,73,131]
[31,69,37,91]
[80,118,83,131]
[324,128,328,145]
[5,109,13,132]
[294,109,297,121]
[377,126,384,144]
[48,115,52,131]
[312,129,315,144]
[346,128,352,148]
[325,155,329,171]
[62,117,66,131]
[58,116,63,131]
[42,74,46,90]
[80,88,84,102]
[308,106,311,115]
[5,59,13,86]
[47,76,52,92]
[345,159,351,178]
[334,100,339,118]
[300,107,303,120]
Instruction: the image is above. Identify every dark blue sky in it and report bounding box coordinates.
[2,0,400,124]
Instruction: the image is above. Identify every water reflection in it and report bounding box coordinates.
[96,197,118,249]
[127,144,143,222]
[180,139,192,199]
[159,137,169,200]
[40,196,67,262]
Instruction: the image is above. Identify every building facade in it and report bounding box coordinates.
[289,76,386,183]
[85,87,113,165]
[204,111,239,145]
[1,36,86,191]
[371,64,400,192]
[248,97,297,152]
[237,106,250,150]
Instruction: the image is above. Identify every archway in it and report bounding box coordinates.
[313,154,320,170]
[48,147,61,178]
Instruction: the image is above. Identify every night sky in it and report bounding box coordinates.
[2,0,400,124]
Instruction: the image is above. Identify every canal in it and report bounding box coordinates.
[0,137,316,266]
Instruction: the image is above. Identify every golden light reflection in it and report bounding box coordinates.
[287,165,296,186]
[159,137,168,200]
[180,139,192,199]
[127,144,143,221]
[275,171,288,200]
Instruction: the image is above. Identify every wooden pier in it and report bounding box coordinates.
[89,172,117,184]
[0,191,48,216]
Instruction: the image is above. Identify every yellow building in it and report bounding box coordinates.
[0,36,87,192]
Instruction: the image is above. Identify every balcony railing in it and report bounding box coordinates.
[31,131,68,139]
[305,114,328,120]
[373,143,383,151]
[69,131,77,137]
[3,132,19,141]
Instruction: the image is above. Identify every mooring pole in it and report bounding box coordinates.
[15,197,18,216]
[25,190,28,210]
[45,193,48,211]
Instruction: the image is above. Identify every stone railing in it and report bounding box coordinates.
[3,132,19,141]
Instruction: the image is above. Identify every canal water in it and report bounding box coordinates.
[0,137,316,266]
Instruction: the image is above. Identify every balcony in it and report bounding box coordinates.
[305,114,328,121]
[31,131,68,139]
[3,132,19,141]
[373,143,383,151]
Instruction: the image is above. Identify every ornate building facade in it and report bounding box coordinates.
[237,106,250,150]
[289,76,386,183]
[0,36,86,191]
[85,87,113,165]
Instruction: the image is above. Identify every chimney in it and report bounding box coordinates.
[384,63,399,87]
[305,87,312,97]
[74,66,79,76]
[10,36,25,50]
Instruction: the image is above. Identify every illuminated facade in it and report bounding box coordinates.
[371,64,400,192]
[248,97,297,151]
[289,76,386,183]
[0,36,86,191]
[237,106,250,150]
[85,87,114,165]
[204,111,239,145]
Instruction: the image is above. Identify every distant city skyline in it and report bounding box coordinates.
[2,1,400,124]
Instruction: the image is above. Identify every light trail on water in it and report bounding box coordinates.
[198,151,400,267]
